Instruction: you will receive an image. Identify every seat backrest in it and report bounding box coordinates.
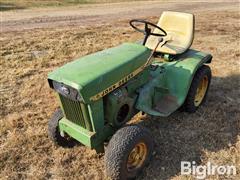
[145,11,194,55]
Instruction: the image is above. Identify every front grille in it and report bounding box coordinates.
[58,94,92,130]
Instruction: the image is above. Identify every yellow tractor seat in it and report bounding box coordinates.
[145,11,195,55]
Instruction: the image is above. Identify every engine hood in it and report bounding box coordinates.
[48,43,151,103]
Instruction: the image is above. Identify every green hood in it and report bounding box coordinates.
[48,43,151,103]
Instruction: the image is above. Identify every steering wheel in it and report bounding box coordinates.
[129,19,167,45]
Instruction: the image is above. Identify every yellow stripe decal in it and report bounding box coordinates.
[90,65,146,101]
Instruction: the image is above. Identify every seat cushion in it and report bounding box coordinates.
[146,11,194,55]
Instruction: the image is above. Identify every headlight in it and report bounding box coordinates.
[51,80,82,102]
[60,86,70,95]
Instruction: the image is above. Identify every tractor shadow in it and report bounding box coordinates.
[137,74,240,180]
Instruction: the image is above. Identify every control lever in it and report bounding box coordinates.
[144,37,163,67]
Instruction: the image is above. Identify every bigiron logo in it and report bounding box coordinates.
[181,161,237,179]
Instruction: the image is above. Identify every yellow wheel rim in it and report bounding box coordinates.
[127,142,147,172]
[194,75,209,106]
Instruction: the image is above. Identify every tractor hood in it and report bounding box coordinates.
[48,43,151,103]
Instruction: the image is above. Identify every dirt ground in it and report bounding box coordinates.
[0,0,240,179]
[1,0,237,32]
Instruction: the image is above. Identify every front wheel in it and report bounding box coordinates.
[48,108,76,147]
[184,65,212,113]
[105,125,153,180]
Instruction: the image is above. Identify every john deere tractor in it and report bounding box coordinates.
[47,11,212,179]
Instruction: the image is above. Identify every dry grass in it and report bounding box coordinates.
[0,7,240,180]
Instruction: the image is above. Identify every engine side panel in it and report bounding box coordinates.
[104,69,150,127]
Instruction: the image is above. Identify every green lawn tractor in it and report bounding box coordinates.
[47,11,212,179]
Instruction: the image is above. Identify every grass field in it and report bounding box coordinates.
[0,1,239,179]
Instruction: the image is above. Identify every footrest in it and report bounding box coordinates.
[154,95,179,115]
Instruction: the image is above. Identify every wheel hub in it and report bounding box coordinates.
[127,142,147,171]
[194,75,209,106]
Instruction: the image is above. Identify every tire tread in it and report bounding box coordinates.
[105,125,153,180]
[184,65,211,113]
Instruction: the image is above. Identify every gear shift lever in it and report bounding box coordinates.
[144,37,163,67]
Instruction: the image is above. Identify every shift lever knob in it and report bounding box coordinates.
[158,37,163,43]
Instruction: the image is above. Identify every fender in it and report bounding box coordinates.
[164,49,212,104]
[136,49,212,116]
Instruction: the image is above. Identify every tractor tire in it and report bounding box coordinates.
[184,65,211,113]
[105,125,153,180]
[48,108,76,147]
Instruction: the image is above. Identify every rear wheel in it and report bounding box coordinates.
[48,108,76,147]
[184,65,211,113]
[105,125,153,180]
